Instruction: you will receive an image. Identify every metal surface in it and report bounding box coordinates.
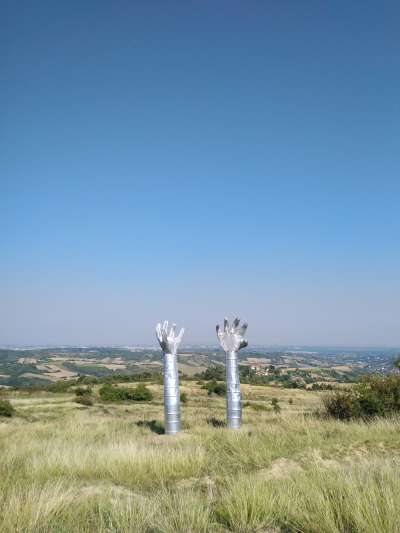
[216,317,248,430]
[156,321,184,435]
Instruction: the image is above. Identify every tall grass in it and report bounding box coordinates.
[1,388,400,531]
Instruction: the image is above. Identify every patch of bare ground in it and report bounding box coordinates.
[20,372,56,381]
[102,364,127,370]
[48,370,77,378]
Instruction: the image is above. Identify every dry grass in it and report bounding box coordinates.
[1,382,400,531]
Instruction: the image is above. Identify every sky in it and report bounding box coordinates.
[0,0,399,347]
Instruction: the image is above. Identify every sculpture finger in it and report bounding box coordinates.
[239,339,248,349]
[224,318,229,334]
[162,321,168,335]
[216,325,222,338]
[177,327,185,343]
[162,330,169,348]
[232,317,240,333]
[238,322,248,337]
[156,323,162,343]
[170,323,176,339]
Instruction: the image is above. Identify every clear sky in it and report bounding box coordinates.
[1,1,399,347]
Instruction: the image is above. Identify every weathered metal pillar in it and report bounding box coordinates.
[216,317,248,430]
[156,321,184,435]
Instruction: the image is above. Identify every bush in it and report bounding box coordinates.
[99,383,153,403]
[130,383,153,402]
[271,398,280,413]
[0,399,14,417]
[74,386,92,396]
[320,374,400,420]
[75,395,93,406]
[99,384,126,403]
[203,379,227,396]
[180,392,188,403]
[47,380,71,393]
[320,389,360,420]
[357,374,400,417]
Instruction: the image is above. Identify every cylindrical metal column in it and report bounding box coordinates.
[226,350,242,429]
[164,352,181,435]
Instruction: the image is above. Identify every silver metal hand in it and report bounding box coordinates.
[216,317,248,430]
[156,320,184,435]
[156,321,185,355]
[216,317,248,352]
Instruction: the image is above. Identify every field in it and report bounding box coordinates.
[1,381,400,532]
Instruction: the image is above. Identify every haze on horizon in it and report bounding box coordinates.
[1,1,399,348]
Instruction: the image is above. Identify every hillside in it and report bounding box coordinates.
[1,380,399,532]
[0,346,395,388]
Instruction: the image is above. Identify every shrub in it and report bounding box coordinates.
[0,399,14,417]
[130,383,153,402]
[271,398,280,413]
[320,374,400,420]
[99,384,126,403]
[47,380,70,393]
[75,395,93,406]
[356,374,400,417]
[99,383,153,403]
[203,379,227,396]
[289,398,293,405]
[74,386,92,396]
[320,389,360,420]
[180,392,188,403]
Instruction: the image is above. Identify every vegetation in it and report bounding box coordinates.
[320,373,400,420]
[99,383,153,403]
[1,380,400,532]
[0,399,14,417]
[1,353,400,532]
[47,381,71,393]
[271,397,281,413]
[74,395,93,406]
[201,364,225,381]
[180,392,188,403]
[202,379,227,396]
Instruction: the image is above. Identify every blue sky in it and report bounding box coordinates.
[1,1,399,347]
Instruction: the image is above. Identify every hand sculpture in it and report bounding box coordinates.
[216,317,248,430]
[216,317,248,352]
[156,321,185,355]
[156,321,184,435]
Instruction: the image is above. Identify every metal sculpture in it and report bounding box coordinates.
[156,321,184,435]
[216,317,248,429]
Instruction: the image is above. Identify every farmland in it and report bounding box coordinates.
[0,346,396,388]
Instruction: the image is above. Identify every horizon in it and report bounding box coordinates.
[1,344,398,351]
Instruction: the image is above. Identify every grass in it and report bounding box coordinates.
[1,382,400,531]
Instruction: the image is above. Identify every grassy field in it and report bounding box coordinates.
[1,381,400,532]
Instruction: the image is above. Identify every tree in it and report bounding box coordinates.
[393,350,400,371]
[203,365,225,381]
